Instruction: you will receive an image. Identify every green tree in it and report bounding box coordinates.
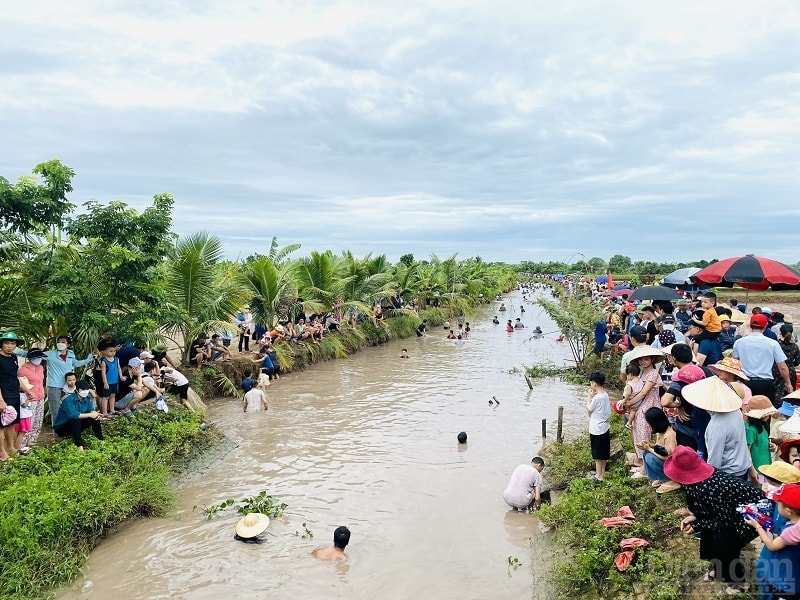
[161,232,247,363]
[0,159,75,235]
[399,253,415,267]
[608,254,632,272]
[587,257,606,273]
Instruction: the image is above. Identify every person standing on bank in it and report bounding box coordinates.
[53,380,103,451]
[587,371,611,482]
[0,331,25,461]
[733,313,793,403]
[15,335,94,428]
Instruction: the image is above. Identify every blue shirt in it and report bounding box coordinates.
[697,338,722,366]
[242,377,257,393]
[15,348,93,388]
[594,321,607,344]
[54,392,96,430]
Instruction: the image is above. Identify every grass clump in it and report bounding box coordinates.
[0,407,213,600]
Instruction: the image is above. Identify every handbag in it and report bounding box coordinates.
[1,405,18,427]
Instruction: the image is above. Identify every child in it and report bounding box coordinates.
[746,483,800,598]
[400,349,409,359]
[100,344,124,417]
[464,322,471,338]
[744,396,777,484]
[241,369,257,394]
[587,371,611,482]
[697,292,721,339]
[15,390,33,454]
[62,372,78,398]
[506,320,514,332]
[622,363,644,430]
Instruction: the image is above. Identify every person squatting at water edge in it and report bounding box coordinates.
[502,457,545,512]
[312,526,351,561]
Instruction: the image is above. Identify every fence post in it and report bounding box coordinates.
[556,406,564,442]
[541,418,547,440]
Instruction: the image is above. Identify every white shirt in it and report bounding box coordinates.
[244,388,266,413]
[587,391,611,435]
[732,332,787,379]
[503,464,542,509]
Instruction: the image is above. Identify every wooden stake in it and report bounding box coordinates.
[556,406,564,442]
[541,418,547,439]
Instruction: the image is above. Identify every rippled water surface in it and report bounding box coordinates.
[58,290,586,600]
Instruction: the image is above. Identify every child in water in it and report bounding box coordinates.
[506,320,514,332]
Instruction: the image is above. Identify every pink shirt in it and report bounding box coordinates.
[18,363,45,402]
[780,521,800,545]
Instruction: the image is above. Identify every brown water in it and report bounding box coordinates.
[59,290,586,600]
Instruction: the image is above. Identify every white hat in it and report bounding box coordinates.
[235,513,270,538]
[681,376,743,413]
[780,408,800,434]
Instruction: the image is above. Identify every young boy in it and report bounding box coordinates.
[587,371,611,482]
[312,526,351,561]
[100,344,124,417]
[241,369,257,394]
[697,292,721,339]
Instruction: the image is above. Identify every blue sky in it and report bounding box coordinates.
[1,1,799,264]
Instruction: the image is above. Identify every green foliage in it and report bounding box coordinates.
[198,490,288,520]
[318,334,347,360]
[399,253,414,267]
[537,296,601,368]
[539,431,698,600]
[0,159,75,234]
[295,522,313,539]
[385,315,419,338]
[0,408,210,600]
[358,319,390,345]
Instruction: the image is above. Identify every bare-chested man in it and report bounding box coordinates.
[312,526,350,561]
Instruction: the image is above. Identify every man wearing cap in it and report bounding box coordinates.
[0,331,25,461]
[674,299,692,333]
[733,314,793,403]
[651,314,685,349]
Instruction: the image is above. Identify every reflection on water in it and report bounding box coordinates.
[58,289,585,600]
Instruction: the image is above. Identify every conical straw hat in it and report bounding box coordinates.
[681,376,743,413]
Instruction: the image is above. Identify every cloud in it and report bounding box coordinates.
[1,0,799,265]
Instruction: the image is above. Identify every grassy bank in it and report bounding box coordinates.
[537,421,707,600]
[0,408,217,600]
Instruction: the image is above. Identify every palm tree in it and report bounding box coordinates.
[161,232,247,363]
[239,256,299,329]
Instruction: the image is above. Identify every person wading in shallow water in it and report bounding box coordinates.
[312,526,350,561]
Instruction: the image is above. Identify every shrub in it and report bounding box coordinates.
[0,408,212,600]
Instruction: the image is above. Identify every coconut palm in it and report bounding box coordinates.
[239,255,299,329]
[161,232,247,363]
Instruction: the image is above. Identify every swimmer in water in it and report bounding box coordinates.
[492,316,500,324]
[499,303,507,312]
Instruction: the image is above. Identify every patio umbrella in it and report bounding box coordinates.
[613,288,633,297]
[627,286,683,302]
[596,275,609,283]
[660,267,701,288]
[691,255,800,291]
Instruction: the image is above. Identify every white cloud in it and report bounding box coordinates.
[1,0,799,263]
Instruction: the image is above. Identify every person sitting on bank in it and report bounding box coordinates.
[53,380,103,451]
[502,456,545,511]
[312,526,351,561]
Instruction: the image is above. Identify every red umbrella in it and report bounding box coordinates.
[692,255,800,291]
[613,288,633,297]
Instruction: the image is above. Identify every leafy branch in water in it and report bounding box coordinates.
[295,522,314,539]
[194,490,288,520]
[537,297,603,370]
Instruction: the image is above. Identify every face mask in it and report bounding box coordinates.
[30,358,43,366]
[57,343,68,352]
[763,482,780,494]
[78,390,90,398]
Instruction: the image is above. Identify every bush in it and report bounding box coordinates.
[0,408,213,600]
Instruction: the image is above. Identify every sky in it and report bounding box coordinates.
[1,1,799,265]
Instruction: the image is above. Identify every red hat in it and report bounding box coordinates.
[612,399,626,415]
[673,365,705,384]
[750,314,769,329]
[779,439,800,464]
[663,446,714,485]
[772,483,800,510]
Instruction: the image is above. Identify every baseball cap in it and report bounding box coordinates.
[128,357,143,368]
[750,314,769,329]
[659,314,675,324]
[771,483,800,510]
[673,365,705,384]
[139,351,154,360]
[762,307,773,315]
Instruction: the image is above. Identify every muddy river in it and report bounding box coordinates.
[59,289,586,600]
